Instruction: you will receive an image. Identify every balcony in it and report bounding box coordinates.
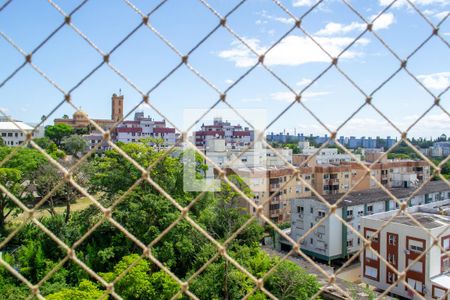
[327,179,339,185]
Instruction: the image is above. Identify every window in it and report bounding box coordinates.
[365,248,378,260]
[310,238,313,245]
[441,257,449,273]
[1,133,5,137]
[433,286,447,299]
[388,234,397,246]
[297,206,304,213]
[324,174,329,179]
[409,243,424,252]
[357,238,361,245]
[387,271,397,284]
[442,236,450,251]
[305,175,310,180]
[367,205,373,213]
[364,266,377,280]
[387,253,396,265]
[310,207,313,214]
[318,211,326,217]
[407,259,423,273]
[347,240,353,247]
[7,133,12,137]
[346,210,353,217]
[310,223,313,228]
[407,278,423,294]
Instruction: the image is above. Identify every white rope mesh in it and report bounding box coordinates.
[0,0,448,299]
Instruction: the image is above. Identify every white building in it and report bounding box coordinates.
[204,139,293,179]
[115,112,177,147]
[83,133,110,151]
[361,200,450,299]
[0,117,44,146]
[288,181,450,263]
[301,147,360,164]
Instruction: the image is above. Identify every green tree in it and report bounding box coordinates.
[46,280,103,300]
[34,137,65,159]
[45,124,74,146]
[62,135,88,158]
[266,259,321,300]
[0,168,23,228]
[100,254,179,299]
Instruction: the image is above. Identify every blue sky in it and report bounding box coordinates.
[0,0,449,139]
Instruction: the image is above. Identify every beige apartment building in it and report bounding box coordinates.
[227,166,313,223]
[225,150,431,224]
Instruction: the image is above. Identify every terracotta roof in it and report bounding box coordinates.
[117,127,142,133]
[153,127,175,133]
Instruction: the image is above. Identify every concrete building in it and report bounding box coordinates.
[227,165,313,223]
[0,117,43,146]
[116,112,177,147]
[289,181,450,263]
[301,147,360,164]
[194,117,253,148]
[361,200,450,299]
[54,93,124,131]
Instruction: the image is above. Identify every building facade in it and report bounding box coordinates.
[289,181,450,263]
[194,117,253,148]
[116,112,177,147]
[361,200,450,299]
[54,93,123,131]
[0,117,43,146]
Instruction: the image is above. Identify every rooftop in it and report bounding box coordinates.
[0,120,34,131]
[301,180,450,207]
[367,200,450,229]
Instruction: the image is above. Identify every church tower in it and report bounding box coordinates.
[111,93,124,122]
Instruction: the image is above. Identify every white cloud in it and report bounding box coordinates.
[434,11,449,20]
[270,91,330,102]
[315,13,394,36]
[256,10,295,25]
[371,12,395,30]
[218,35,370,67]
[417,72,450,90]
[422,9,435,15]
[293,0,316,7]
[379,0,450,8]
[296,78,313,86]
[316,22,364,36]
[218,39,261,68]
[225,79,234,85]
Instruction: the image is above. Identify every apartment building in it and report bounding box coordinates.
[289,181,450,263]
[116,112,177,147]
[227,165,313,223]
[361,200,450,299]
[368,160,431,188]
[194,117,253,148]
[0,117,43,146]
[301,147,359,164]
